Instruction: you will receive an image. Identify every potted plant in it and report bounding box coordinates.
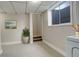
[22,28,30,44]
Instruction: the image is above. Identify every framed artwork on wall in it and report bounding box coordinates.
[5,20,17,29]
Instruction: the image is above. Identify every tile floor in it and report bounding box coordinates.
[0,41,63,57]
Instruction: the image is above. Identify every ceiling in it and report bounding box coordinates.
[0,1,57,14]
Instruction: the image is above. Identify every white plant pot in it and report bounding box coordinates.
[22,36,29,44]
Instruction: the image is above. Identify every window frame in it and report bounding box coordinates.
[48,1,73,26]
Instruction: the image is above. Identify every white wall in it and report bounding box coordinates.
[0,14,3,54]
[1,14,29,44]
[72,2,79,24]
[42,11,75,56]
[29,13,33,43]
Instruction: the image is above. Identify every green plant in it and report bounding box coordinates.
[22,28,30,37]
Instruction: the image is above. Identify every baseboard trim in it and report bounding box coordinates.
[43,40,65,56]
[2,41,22,45]
[0,49,3,55]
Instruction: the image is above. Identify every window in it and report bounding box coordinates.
[52,2,70,25]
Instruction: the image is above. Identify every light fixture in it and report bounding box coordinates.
[73,24,79,37]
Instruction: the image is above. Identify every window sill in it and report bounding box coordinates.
[48,23,72,27]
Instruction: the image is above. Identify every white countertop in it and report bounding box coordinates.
[67,36,79,42]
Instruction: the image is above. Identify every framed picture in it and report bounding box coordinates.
[5,20,17,29]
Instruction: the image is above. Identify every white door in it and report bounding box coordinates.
[32,14,42,37]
